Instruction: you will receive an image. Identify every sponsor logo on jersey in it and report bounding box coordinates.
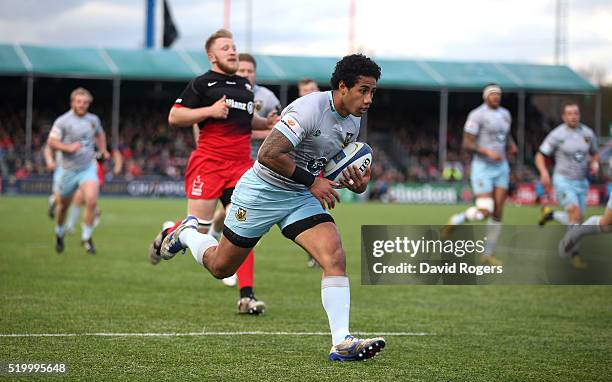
[175,98,183,103]
[235,207,247,222]
[225,98,254,114]
[191,175,203,196]
[280,117,299,137]
[226,81,236,85]
[207,82,217,87]
[245,83,252,91]
[306,158,327,174]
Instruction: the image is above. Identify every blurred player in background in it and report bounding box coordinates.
[46,145,121,233]
[158,54,386,361]
[535,103,599,267]
[298,78,320,97]
[47,87,109,254]
[444,84,517,266]
[149,29,276,315]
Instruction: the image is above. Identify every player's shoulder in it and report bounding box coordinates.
[286,91,328,115]
[84,112,101,123]
[579,123,595,136]
[54,110,74,125]
[469,103,487,116]
[255,85,279,102]
[499,106,511,116]
[192,71,221,89]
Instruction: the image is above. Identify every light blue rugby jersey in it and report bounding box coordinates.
[252,91,360,191]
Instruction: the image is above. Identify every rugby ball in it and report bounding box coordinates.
[324,142,373,186]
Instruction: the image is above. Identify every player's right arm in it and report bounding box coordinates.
[535,152,551,188]
[258,129,340,210]
[168,95,228,127]
[462,132,501,161]
[43,144,56,171]
[47,122,80,154]
[536,130,559,188]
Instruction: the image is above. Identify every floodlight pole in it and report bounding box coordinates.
[25,74,33,160]
[438,88,448,170]
[224,0,231,29]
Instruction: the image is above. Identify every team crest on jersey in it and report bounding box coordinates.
[245,83,252,91]
[313,129,321,137]
[191,176,203,197]
[342,133,354,147]
[306,158,327,174]
[584,136,591,144]
[235,207,247,222]
[495,132,506,143]
[247,101,254,115]
[573,151,586,163]
[254,100,263,113]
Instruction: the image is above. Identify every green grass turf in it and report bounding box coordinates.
[0,196,610,381]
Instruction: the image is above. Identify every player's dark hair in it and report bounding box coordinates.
[330,54,381,90]
[238,53,256,68]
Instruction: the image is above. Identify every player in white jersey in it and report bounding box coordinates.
[535,103,599,268]
[47,88,109,254]
[158,54,386,361]
[536,103,599,226]
[443,84,517,266]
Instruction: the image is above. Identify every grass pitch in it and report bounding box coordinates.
[0,196,610,381]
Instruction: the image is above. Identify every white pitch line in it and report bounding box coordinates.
[0,331,431,338]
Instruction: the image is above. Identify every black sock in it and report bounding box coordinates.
[240,286,254,299]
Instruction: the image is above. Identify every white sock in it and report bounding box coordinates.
[464,206,485,222]
[321,276,351,346]
[565,216,603,244]
[208,225,221,240]
[81,224,93,241]
[179,227,218,265]
[450,213,466,225]
[66,206,81,230]
[553,211,569,225]
[484,219,502,256]
[55,225,65,237]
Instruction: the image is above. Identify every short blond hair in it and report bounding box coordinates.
[70,87,93,102]
[205,29,233,53]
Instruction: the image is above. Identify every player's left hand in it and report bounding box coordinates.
[508,143,518,157]
[101,150,111,160]
[265,111,280,129]
[340,165,370,194]
[589,160,599,176]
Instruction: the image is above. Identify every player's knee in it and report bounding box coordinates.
[320,246,346,273]
[209,262,236,279]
